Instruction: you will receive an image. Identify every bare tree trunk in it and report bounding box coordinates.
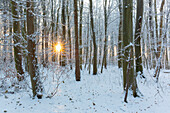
[55,0,61,63]
[154,0,158,40]
[60,0,66,66]
[3,0,7,63]
[41,0,45,66]
[165,47,169,69]
[149,0,156,68]
[66,0,72,69]
[98,10,102,67]
[135,0,144,76]
[89,40,92,74]
[9,21,13,63]
[142,33,146,68]
[20,3,28,72]
[154,10,169,82]
[79,0,83,70]
[85,14,90,69]
[154,0,166,78]
[41,0,48,67]
[51,0,55,62]
[89,0,97,75]
[157,0,165,58]
[118,0,123,68]
[27,0,42,98]
[123,0,138,102]
[111,35,115,64]
[8,1,13,63]
[74,0,81,81]
[44,2,48,67]
[11,0,24,81]
[101,0,108,73]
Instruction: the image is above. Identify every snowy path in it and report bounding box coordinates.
[1,67,170,113]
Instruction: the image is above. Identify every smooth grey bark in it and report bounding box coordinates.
[123,0,137,103]
[67,0,72,69]
[118,0,123,68]
[11,0,24,81]
[55,0,61,63]
[135,0,144,76]
[101,0,108,73]
[27,0,42,98]
[154,0,166,79]
[154,0,158,40]
[3,0,7,63]
[79,0,83,70]
[41,0,46,66]
[89,0,97,75]
[60,0,66,66]
[149,0,156,68]
[85,14,90,69]
[74,0,81,81]
[20,3,28,72]
[51,0,55,62]
[44,0,48,67]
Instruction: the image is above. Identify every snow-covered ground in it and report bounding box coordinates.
[0,65,170,113]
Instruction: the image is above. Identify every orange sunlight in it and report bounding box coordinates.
[55,43,62,52]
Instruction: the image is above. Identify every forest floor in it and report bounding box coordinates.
[0,65,170,113]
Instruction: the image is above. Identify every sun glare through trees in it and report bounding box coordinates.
[0,0,169,112]
[55,43,62,52]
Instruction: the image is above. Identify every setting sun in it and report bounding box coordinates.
[55,43,62,52]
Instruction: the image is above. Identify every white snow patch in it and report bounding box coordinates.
[0,66,170,113]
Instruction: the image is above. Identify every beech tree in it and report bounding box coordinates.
[135,0,144,76]
[123,0,138,102]
[11,0,24,81]
[101,0,108,73]
[154,0,166,81]
[66,0,72,69]
[89,0,97,75]
[118,0,123,68]
[27,0,42,98]
[74,0,81,81]
[79,0,83,70]
[60,0,66,66]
